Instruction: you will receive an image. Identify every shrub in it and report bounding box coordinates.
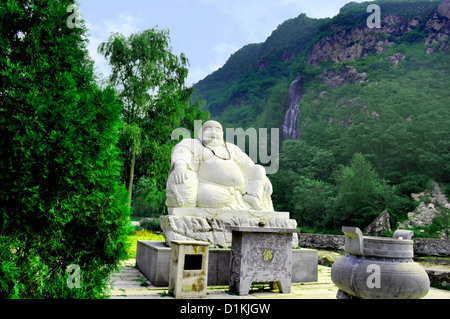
[402,30,425,44]
[292,177,334,229]
[139,219,162,232]
[396,174,430,197]
[131,176,166,218]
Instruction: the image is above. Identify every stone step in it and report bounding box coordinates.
[111,273,145,279]
[111,284,150,290]
[112,279,145,285]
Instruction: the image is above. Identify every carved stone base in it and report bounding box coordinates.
[228,226,298,295]
[160,208,298,248]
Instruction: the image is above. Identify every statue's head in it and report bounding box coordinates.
[199,120,224,147]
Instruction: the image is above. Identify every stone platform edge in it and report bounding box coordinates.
[168,207,290,219]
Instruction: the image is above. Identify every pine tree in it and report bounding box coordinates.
[332,153,393,228]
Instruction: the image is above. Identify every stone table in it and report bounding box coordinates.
[227,226,299,295]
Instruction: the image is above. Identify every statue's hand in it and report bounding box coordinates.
[172,161,188,184]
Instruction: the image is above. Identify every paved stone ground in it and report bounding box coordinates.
[108,259,450,299]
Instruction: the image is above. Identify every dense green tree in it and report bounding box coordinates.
[269,139,335,215]
[331,153,395,229]
[98,29,208,201]
[292,178,334,229]
[0,0,130,298]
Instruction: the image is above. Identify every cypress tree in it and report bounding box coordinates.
[0,0,130,298]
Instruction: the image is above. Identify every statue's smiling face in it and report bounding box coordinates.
[201,121,224,146]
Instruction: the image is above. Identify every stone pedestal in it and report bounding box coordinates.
[160,208,298,248]
[227,226,299,296]
[169,240,210,299]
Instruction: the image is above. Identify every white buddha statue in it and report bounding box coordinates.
[166,120,273,211]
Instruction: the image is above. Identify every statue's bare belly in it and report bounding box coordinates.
[198,161,245,187]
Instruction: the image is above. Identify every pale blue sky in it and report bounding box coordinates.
[77,0,366,86]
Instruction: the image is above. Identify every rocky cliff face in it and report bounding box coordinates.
[425,0,450,53]
[321,66,367,88]
[306,15,416,66]
[306,1,449,66]
[398,181,450,239]
[195,1,449,143]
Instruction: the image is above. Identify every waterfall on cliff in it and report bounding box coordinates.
[282,76,302,139]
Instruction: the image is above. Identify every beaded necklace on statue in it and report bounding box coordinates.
[200,139,231,160]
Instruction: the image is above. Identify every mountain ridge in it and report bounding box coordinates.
[193,12,326,120]
[193,0,446,127]
[191,0,449,233]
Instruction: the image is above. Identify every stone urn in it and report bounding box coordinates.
[331,227,430,299]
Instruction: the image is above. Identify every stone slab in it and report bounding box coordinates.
[227,226,299,233]
[160,215,299,248]
[136,241,318,287]
[292,248,318,282]
[171,240,210,246]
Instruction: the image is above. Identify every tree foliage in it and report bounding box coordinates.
[0,0,130,298]
[98,28,209,199]
[332,153,394,227]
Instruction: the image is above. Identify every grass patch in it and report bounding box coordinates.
[158,288,174,297]
[126,230,165,259]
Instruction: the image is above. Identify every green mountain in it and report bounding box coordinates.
[193,12,328,128]
[193,0,450,234]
